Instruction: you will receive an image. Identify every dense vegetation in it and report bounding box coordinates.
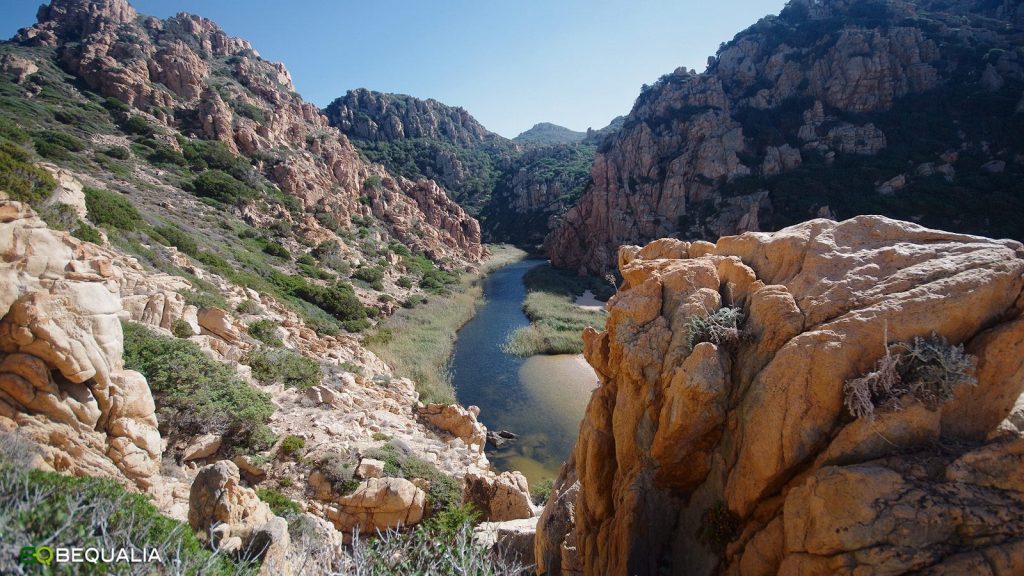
[0,432,251,575]
[122,322,276,454]
[503,264,611,356]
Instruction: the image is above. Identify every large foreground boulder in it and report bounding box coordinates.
[0,202,163,491]
[536,216,1024,575]
[310,474,426,534]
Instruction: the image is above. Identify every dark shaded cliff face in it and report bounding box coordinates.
[325,89,623,247]
[546,0,1024,274]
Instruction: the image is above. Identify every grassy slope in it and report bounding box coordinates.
[364,245,527,404]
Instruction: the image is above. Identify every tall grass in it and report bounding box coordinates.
[502,265,610,357]
[365,245,526,404]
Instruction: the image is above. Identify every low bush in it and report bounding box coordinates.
[121,321,275,454]
[0,432,253,575]
[247,347,322,389]
[171,318,194,338]
[844,333,977,419]
[151,223,199,256]
[278,435,306,460]
[236,299,264,315]
[120,114,154,136]
[83,186,143,231]
[353,265,385,284]
[0,140,55,206]
[102,145,131,159]
[530,478,554,505]
[316,451,360,496]
[686,307,743,352]
[248,319,283,346]
[256,488,302,517]
[190,169,259,204]
[71,221,103,243]
[32,130,85,161]
[263,241,290,259]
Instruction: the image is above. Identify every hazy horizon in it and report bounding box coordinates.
[1,0,788,137]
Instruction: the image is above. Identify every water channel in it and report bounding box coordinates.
[450,259,600,485]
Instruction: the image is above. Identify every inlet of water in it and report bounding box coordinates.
[450,259,599,485]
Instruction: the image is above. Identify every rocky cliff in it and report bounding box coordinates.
[326,88,622,246]
[548,0,1024,273]
[11,0,483,265]
[536,215,1024,575]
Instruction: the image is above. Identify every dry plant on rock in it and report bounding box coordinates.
[843,333,977,419]
[686,306,743,352]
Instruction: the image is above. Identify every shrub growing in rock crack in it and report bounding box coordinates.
[843,333,977,419]
[247,347,323,389]
[317,451,360,496]
[686,306,743,352]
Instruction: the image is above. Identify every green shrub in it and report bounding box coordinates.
[363,441,461,515]
[844,333,977,419]
[372,432,392,442]
[171,318,193,338]
[232,101,267,123]
[146,144,187,168]
[247,347,322,389]
[0,454,251,575]
[190,169,258,204]
[278,435,306,459]
[531,478,554,505]
[71,221,103,244]
[0,140,55,206]
[397,276,414,289]
[256,488,302,517]
[248,319,283,347]
[121,321,275,453]
[262,241,290,259]
[120,114,154,136]
[32,130,85,161]
[83,187,143,231]
[182,289,227,310]
[102,145,131,159]
[364,174,383,189]
[353,265,385,283]
[151,223,199,256]
[296,253,316,266]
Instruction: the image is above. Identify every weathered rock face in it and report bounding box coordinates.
[536,216,1024,575]
[464,469,534,522]
[13,0,485,265]
[0,202,162,491]
[548,0,1024,273]
[188,460,290,570]
[309,474,426,534]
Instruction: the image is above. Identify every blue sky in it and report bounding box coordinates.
[2,1,787,137]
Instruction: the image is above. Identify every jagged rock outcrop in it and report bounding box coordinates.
[325,88,493,146]
[188,460,290,571]
[12,0,485,265]
[548,0,1024,273]
[536,216,1024,575]
[464,469,535,522]
[416,402,487,448]
[0,202,163,491]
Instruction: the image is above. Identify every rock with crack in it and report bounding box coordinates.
[416,402,487,449]
[536,215,1024,575]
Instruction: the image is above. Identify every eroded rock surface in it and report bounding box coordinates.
[537,216,1024,575]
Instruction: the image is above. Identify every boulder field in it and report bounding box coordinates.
[536,215,1024,575]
